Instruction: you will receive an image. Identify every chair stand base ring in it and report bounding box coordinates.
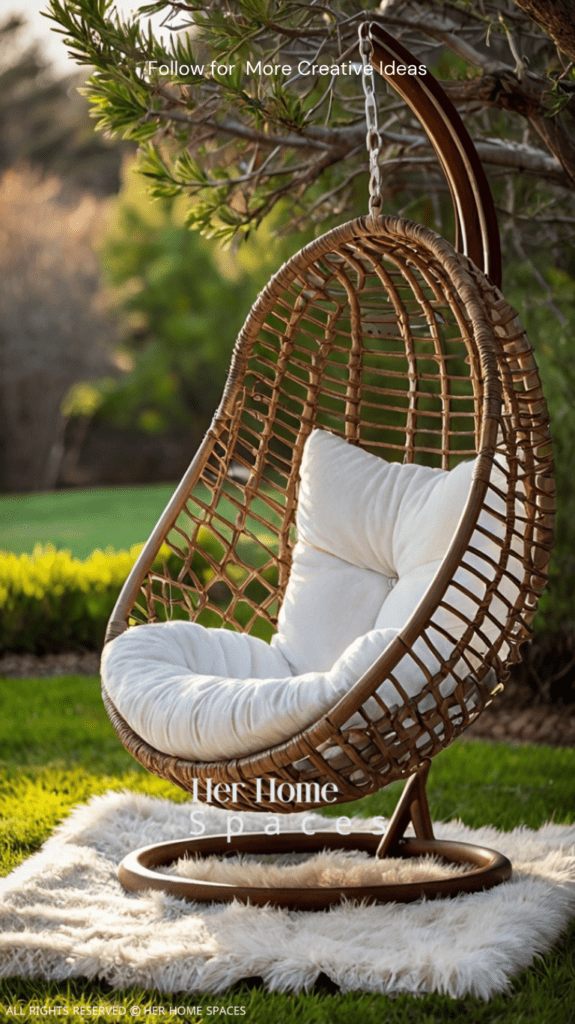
[118,830,512,910]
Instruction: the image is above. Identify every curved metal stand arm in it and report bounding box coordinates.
[367,23,502,288]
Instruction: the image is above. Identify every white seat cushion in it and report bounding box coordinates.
[102,429,512,762]
[102,618,408,761]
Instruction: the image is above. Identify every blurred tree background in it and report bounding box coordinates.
[0,14,123,192]
[0,167,114,492]
[0,13,123,493]
[0,11,287,491]
[2,1,574,687]
[58,168,293,486]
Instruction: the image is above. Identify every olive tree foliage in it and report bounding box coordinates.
[46,0,575,255]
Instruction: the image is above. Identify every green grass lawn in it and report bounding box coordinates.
[0,483,283,566]
[0,673,574,1022]
[0,484,178,559]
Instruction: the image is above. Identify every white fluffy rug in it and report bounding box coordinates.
[1,791,575,1000]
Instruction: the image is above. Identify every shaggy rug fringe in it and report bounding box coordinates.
[1,791,574,1000]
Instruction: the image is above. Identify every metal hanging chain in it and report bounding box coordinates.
[359,22,382,217]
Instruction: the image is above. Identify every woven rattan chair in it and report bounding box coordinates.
[102,25,555,910]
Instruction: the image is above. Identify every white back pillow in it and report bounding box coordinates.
[272,429,475,673]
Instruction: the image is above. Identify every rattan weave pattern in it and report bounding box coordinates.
[103,216,554,813]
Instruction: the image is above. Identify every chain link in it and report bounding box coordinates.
[359,22,382,216]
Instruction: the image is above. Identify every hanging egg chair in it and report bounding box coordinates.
[100,24,555,909]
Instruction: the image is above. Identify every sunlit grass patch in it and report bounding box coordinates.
[0,673,574,1021]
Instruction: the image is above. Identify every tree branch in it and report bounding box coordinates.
[379,0,512,75]
[512,0,575,63]
[529,111,575,186]
[379,4,575,190]
[443,76,575,186]
[149,108,332,150]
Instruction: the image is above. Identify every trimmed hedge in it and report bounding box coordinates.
[0,532,279,654]
[0,544,167,654]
